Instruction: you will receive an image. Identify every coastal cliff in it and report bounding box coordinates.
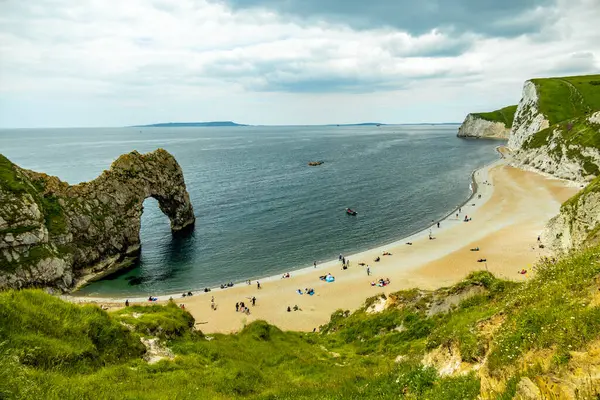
[543,175,600,253]
[508,75,600,182]
[0,149,195,291]
[457,105,516,139]
[507,80,550,149]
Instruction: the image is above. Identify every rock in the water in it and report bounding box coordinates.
[0,149,195,291]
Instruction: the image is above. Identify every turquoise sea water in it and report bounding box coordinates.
[0,125,500,296]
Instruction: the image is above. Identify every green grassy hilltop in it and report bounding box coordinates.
[2,244,600,399]
[473,105,518,128]
[532,74,600,125]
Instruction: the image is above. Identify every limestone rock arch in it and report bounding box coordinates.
[0,149,195,290]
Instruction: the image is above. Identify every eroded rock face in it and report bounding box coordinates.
[457,114,510,139]
[543,176,600,253]
[508,80,550,150]
[0,149,195,291]
[510,112,600,182]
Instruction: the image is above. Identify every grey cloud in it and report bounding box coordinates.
[383,35,474,57]
[545,51,599,75]
[216,0,558,37]
[201,57,471,93]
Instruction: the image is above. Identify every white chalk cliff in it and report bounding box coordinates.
[507,81,550,149]
[457,114,510,139]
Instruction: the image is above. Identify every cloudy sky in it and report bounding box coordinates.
[0,0,598,128]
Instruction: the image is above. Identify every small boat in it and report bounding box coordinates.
[346,208,357,216]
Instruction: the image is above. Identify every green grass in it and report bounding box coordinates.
[487,247,600,371]
[532,74,600,125]
[113,302,195,338]
[473,105,518,128]
[0,290,145,371]
[0,154,27,193]
[3,244,600,398]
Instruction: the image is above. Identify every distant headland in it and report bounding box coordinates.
[132,121,247,128]
[131,122,461,128]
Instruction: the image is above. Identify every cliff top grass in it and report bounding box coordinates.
[0,154,27,193]
[472,105,518,128]
[532,74,600,125]
[3,244,600,398]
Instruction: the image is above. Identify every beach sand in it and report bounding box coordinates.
[68,157,579,333]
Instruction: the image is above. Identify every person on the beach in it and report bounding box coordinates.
[236,302,239,312]
[125,299,129,307]
[252,296,256,306]
[342,256,345,265]
[287,306,291,312]
[459,207,462,213]
[211,296,216,311]
[257,281,261,289]
[313,261,317,268]
[367,266,371,276]
[240,301,245,309]
[437,222,440,228]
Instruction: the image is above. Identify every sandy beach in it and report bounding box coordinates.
[67,151,580,333]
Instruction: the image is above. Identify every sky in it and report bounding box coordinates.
[0,0,599,128]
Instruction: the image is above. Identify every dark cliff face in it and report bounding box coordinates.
[0,149,195,291]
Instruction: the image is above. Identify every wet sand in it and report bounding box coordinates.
[67,157,579,333]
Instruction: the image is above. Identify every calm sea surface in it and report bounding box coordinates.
[0,125,499,296]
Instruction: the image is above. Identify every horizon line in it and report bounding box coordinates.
[0,122,462,130]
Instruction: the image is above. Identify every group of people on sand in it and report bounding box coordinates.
[297,288,315,295]
[235,298,255,315]
[282,272,291,279]
[287,305,301,312]
[182,291,194,297]
[371,278,391,287]
[220,282,234,289]
[338,254,350,269]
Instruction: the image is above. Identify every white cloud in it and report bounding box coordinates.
[0,0,598,127]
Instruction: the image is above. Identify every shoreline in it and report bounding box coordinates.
[65,151,579,333]
[65,148,504,304]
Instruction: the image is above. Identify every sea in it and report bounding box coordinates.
[0,125,500,296]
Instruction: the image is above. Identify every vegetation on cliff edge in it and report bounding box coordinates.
[2,244,600,398]
[532,74,600,125]
[521,113,600,176]
[472,105,518,128]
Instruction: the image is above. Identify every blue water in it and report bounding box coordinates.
[0,125,499,296]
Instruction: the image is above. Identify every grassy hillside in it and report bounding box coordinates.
[2,245,600,399]
[532,74,600,125]
[473,105,518,128]
[521,113,600,175]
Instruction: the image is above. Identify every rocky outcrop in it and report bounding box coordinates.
[543,175,600,253]
[508,81,550,149]
[0,149,195,291]
[511,112,600,182]
[457,114,510,139]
